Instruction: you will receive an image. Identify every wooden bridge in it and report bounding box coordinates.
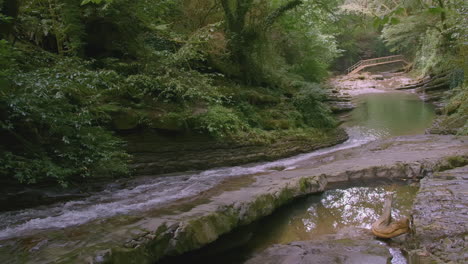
[346,55,409,75]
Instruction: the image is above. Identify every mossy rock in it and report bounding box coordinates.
[436,156,468,171]
[169,210,239,255]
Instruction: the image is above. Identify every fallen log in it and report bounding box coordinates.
[371,193,409,239]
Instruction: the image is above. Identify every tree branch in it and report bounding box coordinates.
[263,0,303,30]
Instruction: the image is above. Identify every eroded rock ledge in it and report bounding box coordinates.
[408,164,468,264]
[0,135,466,264]
[123,129,348,175]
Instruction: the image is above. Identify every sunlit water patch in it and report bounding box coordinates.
[238,184,416,246]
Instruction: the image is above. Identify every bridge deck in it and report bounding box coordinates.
[347,55,409,75]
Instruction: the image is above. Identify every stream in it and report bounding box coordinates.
[0,91,435,263]
[159,91,434,263]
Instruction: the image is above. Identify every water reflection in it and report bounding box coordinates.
[162,182,418,264]
[343,92,435,136]
[252,184,416,246]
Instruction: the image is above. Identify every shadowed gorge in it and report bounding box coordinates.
[0,0,466,263]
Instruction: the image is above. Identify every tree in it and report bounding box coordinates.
[220,0,303,83]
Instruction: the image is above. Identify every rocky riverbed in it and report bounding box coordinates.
[0,134,466,263]
[329,71,417,97]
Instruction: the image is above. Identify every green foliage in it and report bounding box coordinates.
[150,69,225,104]
[0,50,130,186]
[81,0,112,5]
[413,28,446,75]
[0,39,15,76]
[1,0,345,187]
[194,105,247,138]
[16,0,85,54]
[439,84,468,135]
[292,83,336,128]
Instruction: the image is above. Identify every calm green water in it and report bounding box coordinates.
[343,92,435,137]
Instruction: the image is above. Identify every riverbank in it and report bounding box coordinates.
[1,134,465,263]
[0,128,348,212]
[123,128,348,176]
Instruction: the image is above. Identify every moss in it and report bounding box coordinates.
[299,177,317,193]
[63,175,325,263]
[239,194,277,225]
[436,156,468,171]
[274,186,296,207]
[170,209,239,255]
[430,85,468,135]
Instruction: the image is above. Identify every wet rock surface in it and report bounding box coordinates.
[0,135,466,263]
[245,235,392,264]
[409,165,468,264]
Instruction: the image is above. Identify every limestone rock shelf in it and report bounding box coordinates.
[0,135,466,263]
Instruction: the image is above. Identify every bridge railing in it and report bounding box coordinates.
[346,55,407,74]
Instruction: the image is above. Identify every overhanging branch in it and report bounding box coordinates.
[263,0,303,30]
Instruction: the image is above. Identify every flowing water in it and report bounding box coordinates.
[0,127,379,240]
[0,91,435,261]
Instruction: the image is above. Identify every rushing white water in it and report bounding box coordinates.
[0,126,387,240]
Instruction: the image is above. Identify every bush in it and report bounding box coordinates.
[292,83,337,129]
[0,52,130,186]
[194,105,247,138]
